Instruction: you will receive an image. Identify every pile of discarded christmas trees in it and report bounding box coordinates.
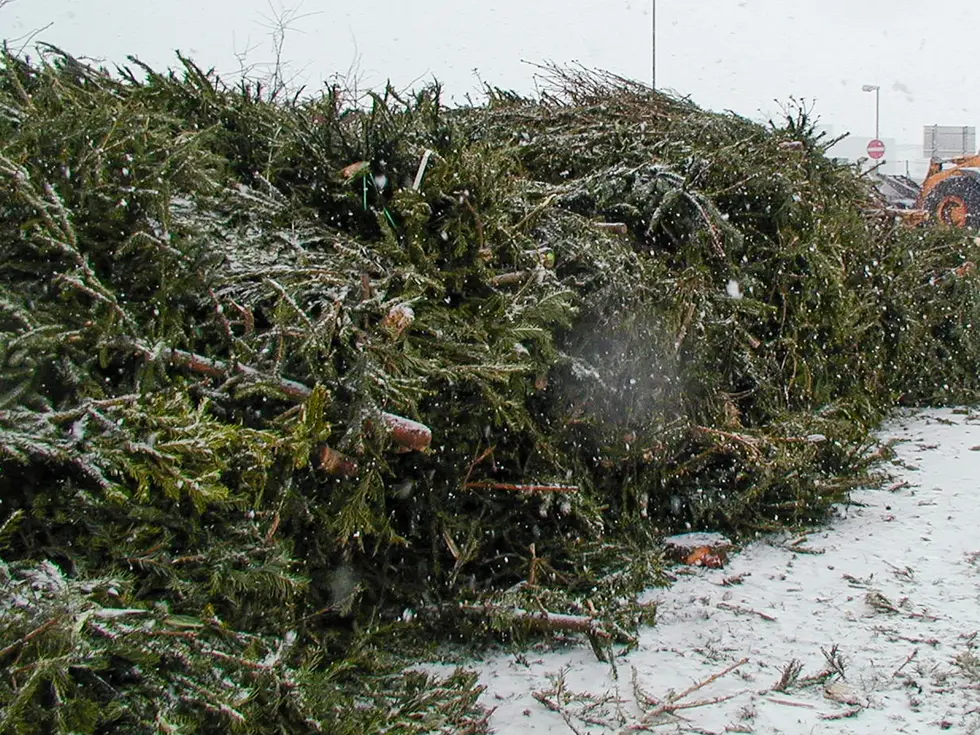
[2,48,980,733]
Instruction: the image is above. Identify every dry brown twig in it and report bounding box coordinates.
[842,573,872,588]
[883,559,915,581]
[786,536,826,555]
[449,602,626,642]
[866,589,900,614]
[533,689,587,735]
[720,572,750,587]
[821,644,847,680]
[532,658,752,733]
[630,657,750,727]
[693,426,763,460]
[820,705,863,721]
[764,696,816,709]
[716,602,777,622]
[771,659,803,693]
[873,626,940,647]
[461,444,495,487]
[762,650,840,696]
[463,481,579,494]
[0,616,62,660]
[532,666,626,735]
[893,648,918,677]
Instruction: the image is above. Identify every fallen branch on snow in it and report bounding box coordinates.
[631,657,750,726]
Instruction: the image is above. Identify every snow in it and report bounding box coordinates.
[663,531,732,553]
[462,408,980,733]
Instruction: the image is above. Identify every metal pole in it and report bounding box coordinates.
[861,84,879,140]
[875,88,880,140]
[651,0,656,89]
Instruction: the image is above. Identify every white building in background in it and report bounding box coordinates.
[819,125,931,183]
[817,124,979,185]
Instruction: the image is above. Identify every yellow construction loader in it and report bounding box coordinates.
[917,155,980,227]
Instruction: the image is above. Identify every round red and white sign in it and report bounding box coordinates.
[867,139,886,160]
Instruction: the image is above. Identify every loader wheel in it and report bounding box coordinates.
[925,176,980,228]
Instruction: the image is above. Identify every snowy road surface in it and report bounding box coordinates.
[469,408,980,733]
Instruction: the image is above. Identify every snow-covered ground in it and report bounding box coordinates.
[469,408,980,733]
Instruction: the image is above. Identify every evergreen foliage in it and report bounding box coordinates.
[1,48,979,732]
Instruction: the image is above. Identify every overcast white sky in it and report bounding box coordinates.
[2,0,974,156]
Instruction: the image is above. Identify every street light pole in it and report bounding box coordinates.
[651,0,656,89]
[862,84,880,139]
[875,88,879,139]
